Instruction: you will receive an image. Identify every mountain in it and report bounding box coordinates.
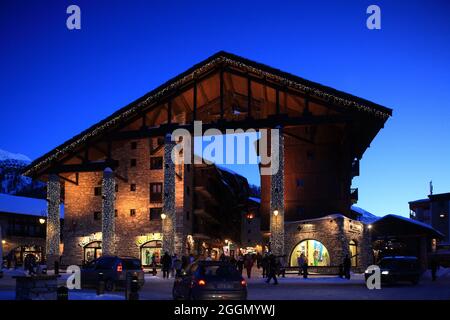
[0,149,46,199]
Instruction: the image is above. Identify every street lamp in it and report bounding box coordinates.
[368,224,372,229]
[160,213,167,220]
[273,210,279,216]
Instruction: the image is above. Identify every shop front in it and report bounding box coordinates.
[83,241,102,263]
[289,239,331,267]
[140,240,162,267]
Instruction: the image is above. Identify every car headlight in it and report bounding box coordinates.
[381,271,389,275]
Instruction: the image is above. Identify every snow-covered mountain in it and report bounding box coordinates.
[0,149,46,199]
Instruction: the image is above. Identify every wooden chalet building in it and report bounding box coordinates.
[23,52,392,269]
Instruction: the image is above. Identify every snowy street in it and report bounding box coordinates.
[1,268,449,300]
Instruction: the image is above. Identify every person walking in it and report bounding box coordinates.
[173,254,182,277]
[161,251,172,279]
[237,254,244,275]
[150,254,157,276]
[265,254,278,285]
[302,256,309,279]
[343,254,351,280]
[261,254,268,278]
[244,254,254,279]
[297,253,305,276]
[189,254,195,264]
[278,255,286,278]
[430,254,439,281]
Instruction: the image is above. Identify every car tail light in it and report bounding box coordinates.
[198,279,206,286]
[241,280,247,287]
[117,262,123,272]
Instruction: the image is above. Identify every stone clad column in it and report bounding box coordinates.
[46,174,61,269]
[270,127,285,256]
[102,167,116,256]
[162,133,176,255]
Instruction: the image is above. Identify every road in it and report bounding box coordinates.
[1,268,449,300]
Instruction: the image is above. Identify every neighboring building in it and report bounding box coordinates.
[23,52,392,271]
[0,194,63,266]
[241,197,262,251]
[410,192,450,244]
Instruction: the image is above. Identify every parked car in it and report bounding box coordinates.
[365,256,422,285]
[81,256,145,291]
[173,260,247,300]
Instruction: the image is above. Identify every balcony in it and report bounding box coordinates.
[351,159,360,178]
[350,188,358,204]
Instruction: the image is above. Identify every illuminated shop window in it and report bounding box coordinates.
[140,240,162,266]
[349,240,358,267]
[290,239,330,267]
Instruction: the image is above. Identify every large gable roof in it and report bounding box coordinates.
[23,51,392,178]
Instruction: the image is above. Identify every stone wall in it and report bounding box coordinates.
[285,215,371,272]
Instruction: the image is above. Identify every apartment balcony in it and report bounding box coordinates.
[351,159,360,178]
[351,188,359,204]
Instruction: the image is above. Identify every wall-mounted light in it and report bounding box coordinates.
[225,239,229,244]
[1,240,5,245]
[273,210,279,216]
[440,213,446,218]
[39,218,46,225]
[160,213,167,220]
[368,224,372,229]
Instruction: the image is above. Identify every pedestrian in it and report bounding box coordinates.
[171,253,178,277]
[343,254,351,280]
[297,253,305,276]
[302,257,308,279]
[430,254,439,281]
[261,254,268,278]
[189,254,195,264]
[151,254,157,276]
[278,255,286,278]
[230,255,237,266]
[205,253,212,261]
[265,254,278,285]
[237,254,244,275]
[161,251,172,279]
[244,254,254,279]
[181,255,188,270]
[173,255,182,277]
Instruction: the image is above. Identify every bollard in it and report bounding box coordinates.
[125,273,131,300]
[96,273,105,295]
[57,286,69,300]
[129,274,139,300]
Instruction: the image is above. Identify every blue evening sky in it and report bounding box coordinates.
[1,0,449,217]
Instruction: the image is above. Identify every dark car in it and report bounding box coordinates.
[365,256,422,285]
[172,260,247,300]
[81,256,145,291]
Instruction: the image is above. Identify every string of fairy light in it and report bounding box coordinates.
[46,174,61,258]
[270,128,285,255]
[162,134,176,255]
[102,168,116,255]
[24,54,390,178]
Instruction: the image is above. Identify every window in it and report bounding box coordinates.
[131,141,137,150]
[307,151,315,160]
[349,240,358,267]
[130,159,137,167]
[150,183,163,202]
[94,211,101,221]
[130,209,136,217]
[130,184,136,192]
[94,187,102,196]
[186,210,190,221]
[150,157,163,170]
[296,206,304,217]
[296,179,304,187]
[290,239,330,267]
[150,207,162,220]
[115,184,119,192]
[114,209,118,217]
[186,187,190,196]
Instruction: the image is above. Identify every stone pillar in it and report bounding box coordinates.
[102,168,116,256]
[269,127,285,256]
[162,134,176,255]
[46,174,61,269]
